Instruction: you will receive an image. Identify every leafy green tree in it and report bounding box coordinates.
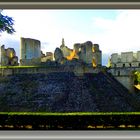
[136,72,140,84]
[134,71,140,84]
[0,11,15,34]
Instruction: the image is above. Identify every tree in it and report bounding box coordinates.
[137,73,140,84]
[134,71,140,85]
[0,11,15,34]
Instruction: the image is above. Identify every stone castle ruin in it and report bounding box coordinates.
[0,37,102,69]
[18,37,102,68]
[20,37,41,66]
[0,45,18,66]
[54,38,102,67]
[1,36,140,93]
[110,51,140,68]
[109,51,140,93]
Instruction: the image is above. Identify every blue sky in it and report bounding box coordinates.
[1,10,140,65]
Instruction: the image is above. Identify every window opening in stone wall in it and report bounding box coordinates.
[118,71,120,76]
[8,61,11,65]
[123,64,125,67]
[129,63,131,67]
[139,63,140,67]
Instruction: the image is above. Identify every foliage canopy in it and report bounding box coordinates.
[0,12,15,34]
[134,71,140,84]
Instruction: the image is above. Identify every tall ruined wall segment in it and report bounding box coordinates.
[20,37,41,66]
[0,45,18,66]
[92,44,102,66]
[58,39,102,67]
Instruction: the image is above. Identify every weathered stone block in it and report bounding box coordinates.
[116,63,123,67]
[131,62,139,67]
[111,53,119,63]
[121,52,133,63]
[125,63,131,67]
[137,51,140,61]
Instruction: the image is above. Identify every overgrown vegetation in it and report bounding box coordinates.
[134,71,140,84]
[0,112,140,116]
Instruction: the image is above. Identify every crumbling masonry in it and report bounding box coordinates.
[0,45,18,66]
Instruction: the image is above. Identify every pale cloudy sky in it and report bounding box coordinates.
[1,9,140,65]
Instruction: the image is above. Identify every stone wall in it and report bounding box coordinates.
[111,51,140,68]
[114,76,134,93]
[110,50,140,93]
[121,52,133,63]
[137,51,140,61]
[0,65,101,77]
[92,44,102,66]
[20,37,41,66]
[108,67,140,93]
[75,41,102,66]
[20,58,41,66]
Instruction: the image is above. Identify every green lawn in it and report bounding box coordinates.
[0,66,39,69]
[0,112,140,116]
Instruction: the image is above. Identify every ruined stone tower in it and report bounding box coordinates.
[76,41,102,67]
[20,37,41,66]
